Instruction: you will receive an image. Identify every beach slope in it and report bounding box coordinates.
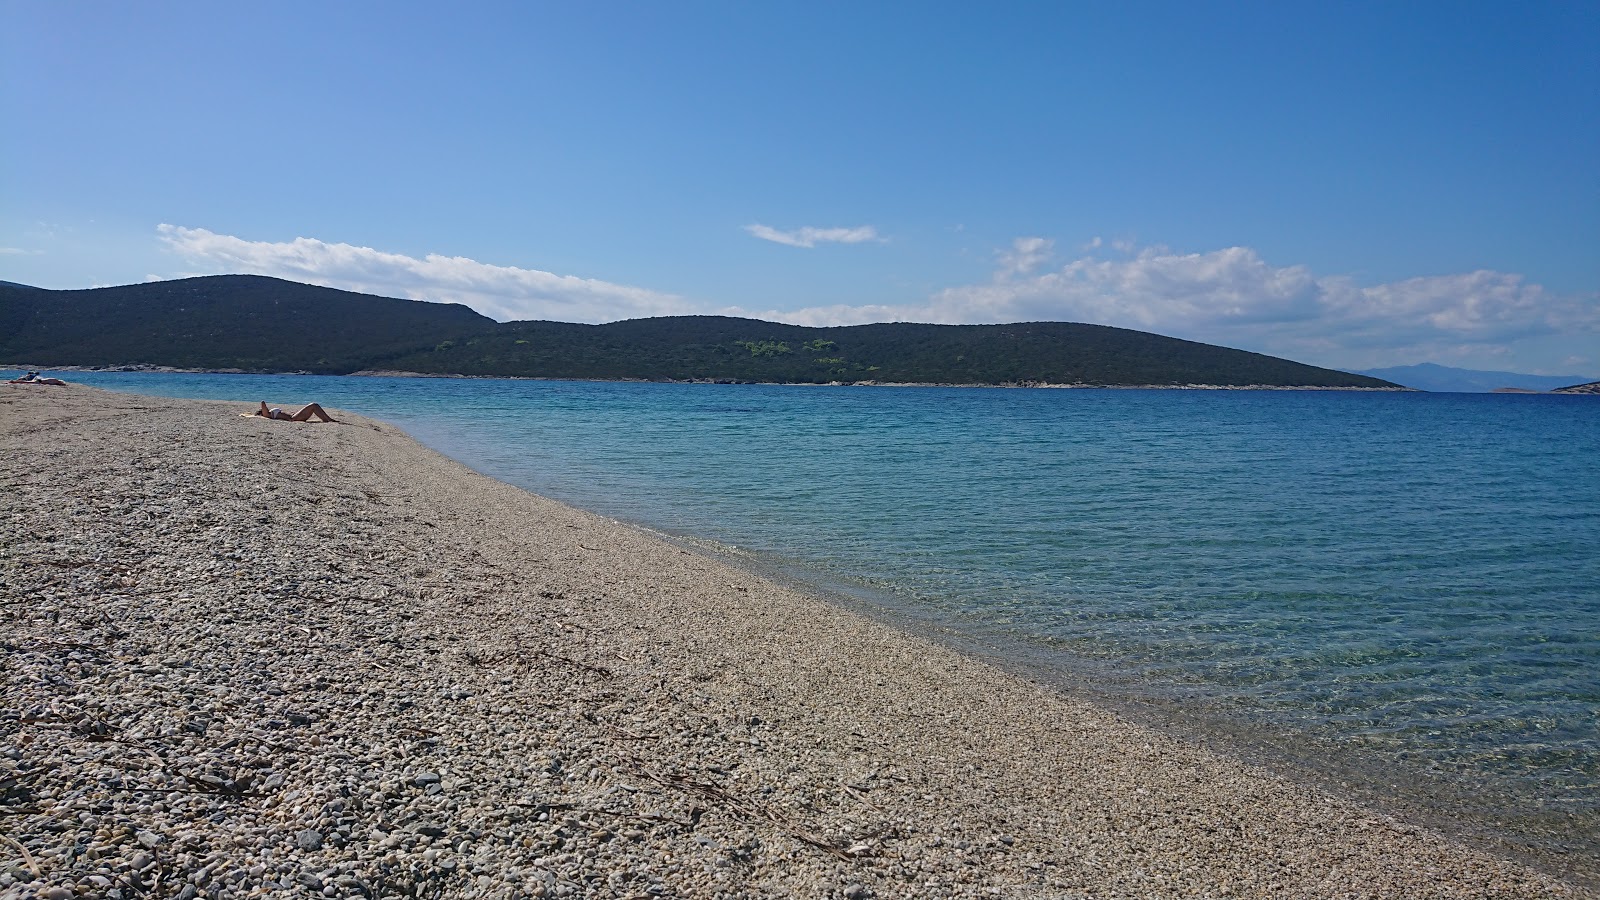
[0,386,1581,899]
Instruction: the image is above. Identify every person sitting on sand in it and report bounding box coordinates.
[252,401,337,422]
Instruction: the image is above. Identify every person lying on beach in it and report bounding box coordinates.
[250,401,337,422]
[7,372,66,385]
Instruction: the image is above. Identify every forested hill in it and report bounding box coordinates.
[0,275,1397,388]
[0,276,493,374]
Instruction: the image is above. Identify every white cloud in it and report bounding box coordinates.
[751,241,1598,370]
[0,247,42,255]
[996,237,1053,279]
[154,224,1594,372]
[744,224,883,248]
[157,225,689,323]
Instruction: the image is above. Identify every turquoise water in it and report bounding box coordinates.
[58,372,1600,863]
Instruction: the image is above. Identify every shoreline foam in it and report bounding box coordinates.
[1,385,1584,898]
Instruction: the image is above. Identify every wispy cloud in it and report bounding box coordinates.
[0,247,42,255]
[25,222,72,238]
[157,225,689,323]
[744,224,883,248]
[752,241,1598,370]
[996,237,1053,279]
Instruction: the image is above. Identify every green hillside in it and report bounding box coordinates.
[0,275,1397,388]
[390,317,1391,386]
[0,276,493,373]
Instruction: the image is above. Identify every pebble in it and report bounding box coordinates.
[0,386,1584,899]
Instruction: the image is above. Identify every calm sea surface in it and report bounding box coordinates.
[59,372,1600,865]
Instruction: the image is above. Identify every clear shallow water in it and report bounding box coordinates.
[60,372,1600,863]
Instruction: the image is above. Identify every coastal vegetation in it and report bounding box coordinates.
[0,275,1397,388]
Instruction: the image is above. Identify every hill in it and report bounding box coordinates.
[385,316,1393,386]
[0,275,1397,388]
[1352,362,1594,393]
[1554,381,1600,395]
[0,276,493,373]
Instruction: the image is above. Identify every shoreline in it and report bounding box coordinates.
[619,521,1598,888]
[3,363,1413,392]
[2,385,1586,898]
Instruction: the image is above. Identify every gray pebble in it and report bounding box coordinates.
[0,387,1577,900]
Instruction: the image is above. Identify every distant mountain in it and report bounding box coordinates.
[1554,381,1600,395]
[0,275,1398,388]
[1353,363,1594,393]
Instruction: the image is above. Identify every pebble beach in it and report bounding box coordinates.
[1,385,1586,899]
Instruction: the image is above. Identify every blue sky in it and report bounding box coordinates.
[3,1,1596,375]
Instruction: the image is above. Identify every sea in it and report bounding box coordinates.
[52,371,1600,875]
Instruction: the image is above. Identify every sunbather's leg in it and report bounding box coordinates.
[291,403,336,422]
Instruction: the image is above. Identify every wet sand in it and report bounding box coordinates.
[0,384,1585,898]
